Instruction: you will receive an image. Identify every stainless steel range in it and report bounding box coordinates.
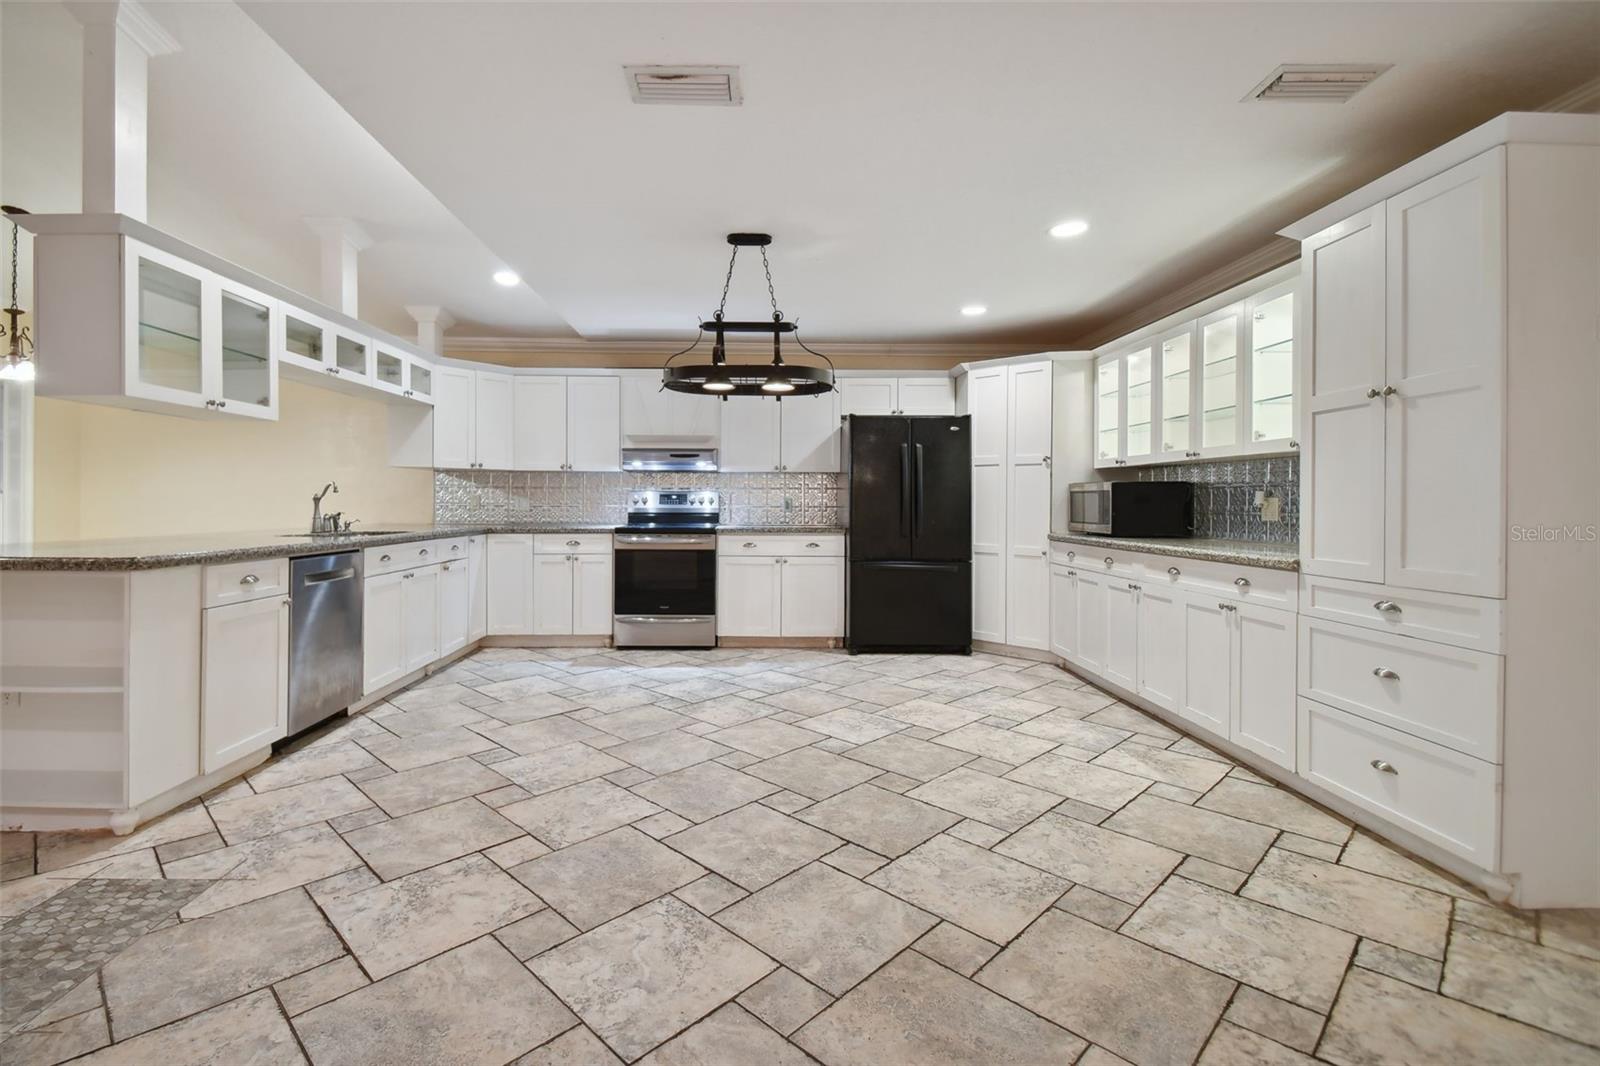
[613,488,720,648]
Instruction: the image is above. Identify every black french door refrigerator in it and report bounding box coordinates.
[845,414,972,653]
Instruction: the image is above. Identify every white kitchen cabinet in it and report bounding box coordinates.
[1122,343,1156,464]
[1135,582,1183,714]
[404,358,434,405]
[473,371,515,471]
[468,535,488,641]
[532,540,613,637]
[402,566,442,674]
[1155,325,1197,462]
[1049,564,1079,663]
[362,570,406,694]
[1232,602,1297,769]
[514,375,621,471]
[1005,361,1053,650]
[533,553,575,635]
[201,594,288,774]
[897,377,956,415]
[438,556,471,657]
[716,556,783,638]
[1071,567,1110,677]
[968,365,1008,644]
[779,556,844,636]
[719,399,780,472]
[777,392,841,471]
[1179,597,1232,735]
[433,366,477,470]
[1094,356,1122,466]
[486,535,534,635]
[1243,282,1296,451]
[1103,579,1140,692]
[1198,305,1243,455]
[839,376,954,417]
[573,555,614,636]
[372,343,407,398]
[620,372,720,446]
[839,377,898,416]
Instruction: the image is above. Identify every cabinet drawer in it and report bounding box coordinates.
[204,557,289,608]
[1155,555,1298,611]
[1049,543,1138,578]
[1298,698,1499,869]
[719,534,845,557]
[435,536,472,563]
[534,533,611,555]
[1299,575,1503,654]
[365,539,439,576]
[1299,617,1502,762]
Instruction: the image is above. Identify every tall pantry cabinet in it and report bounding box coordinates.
[1288,114,1599,907]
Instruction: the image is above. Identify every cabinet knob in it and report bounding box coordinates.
[1168,566,1180,577]
[1373,600,1402,614]
[419,548,428,556]
[566,540,580,547]
[282,598,291,606]
[380,554,392,562]
[239,574,260,585]
[442,562,451,571]
[1042,455,1051,466]
[1370,759,1399,775]
[1288,441,1299,449]
[1104,557,1113,567]
[1066,551,1074,560]
[743,542,756,549]
[1218,602,1237,612]
[217,400,226,409]
[1041,550,1048,557]
[1366,387,1381,399]
[806,542,820,549]
[404,572,413,580]
[1234,576,1251,588]
[1382,385,1398,396]
[1373,667,1400,680]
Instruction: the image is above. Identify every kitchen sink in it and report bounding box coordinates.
[278,530,413,538]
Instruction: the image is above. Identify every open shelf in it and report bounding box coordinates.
[1,665,125,694]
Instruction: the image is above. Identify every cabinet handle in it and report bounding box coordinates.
[404,572,413,580]
[441,563,451,571]
[239,574,260,585]
[282,598,291,606]
[566,540,580,547]
[1104,557,1113,567]
[380,554,392,562]
[1066,551,1075,560]
[1218,602,1237,612]
[1127,582,1140,591]
[1234,577,1251,588]
[419,548,429,557]
[1382,385,1398,397]
[1041,550,1048,557]
[744,542,757,549]
[1289,441,1299,449]
[1042,455,1052,466]
[1373,600,1402,614]
[806,542,820,548]
[452,545,461,553]
[1167,566,1180,577]
[1366,387,1381,398]
[1370,759,1398,775]
[1373,667,1400,680]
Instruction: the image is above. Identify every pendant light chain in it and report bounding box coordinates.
[716,245,740,320]
[760,246,782,322]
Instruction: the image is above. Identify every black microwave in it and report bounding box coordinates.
[1068,481,1193,537]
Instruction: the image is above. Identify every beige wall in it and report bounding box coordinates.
[33,382,433,542]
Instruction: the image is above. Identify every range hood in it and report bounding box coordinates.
[620,448,719,472]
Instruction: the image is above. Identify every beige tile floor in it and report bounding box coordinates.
[3,646,1599,1066]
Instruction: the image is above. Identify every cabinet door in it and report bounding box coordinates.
[1232,603,1296,771]
[486,534,534,635]
[620,373,720,445]
[201,595,288,773]
[896,377,955,415]
[1072,569,1109,677]
[514,376,568,470]
[967,366,1008,466]
[331,329,371,384]
[124,240,208,410]
[971,463,1007,644]
[433,366,477,469]
[467,536,488,641]
[572,554,614,636]
[1050,566,1078,661]
[1179,597,1232,735]
[780,556,844,637]
[1244,281,1296,451]
[1136,584,1184,713]
[779,391,841,472]
[533,553,575,635]
[403,566,441,673]
[716,556,782,637]
[1094,355,1122,466]
[1198,306,1244,455]
[1384,148,1506,598]
[278,307,331,373]
[372,345,407,397]
[1005,360,1054,646]
[720,396,782,472]
[362,571,406,695]
[1123,344,1155,464]
[438,558,471,656]
[1156,325,1196,461]
[567,375,621,471]
[214,279,279,420]
[840,378,898,416]
[405,359,434,404]
[474,371,515,470]
[1301,205,1387,582]
[1103,579,1140,691]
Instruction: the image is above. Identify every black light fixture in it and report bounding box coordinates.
[0,207,34,383]
[661,233,835,399]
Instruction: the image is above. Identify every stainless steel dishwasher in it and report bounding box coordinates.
[288,552,364,736]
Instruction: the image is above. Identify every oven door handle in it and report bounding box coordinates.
[614,535,716,549]
[614,615,715,624]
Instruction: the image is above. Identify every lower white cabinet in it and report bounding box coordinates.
[533,553,575,635]
[1103,579,1140,692]
[573,555,613,635]
[1231,602,1297,769]
[717,556,783,638]
[1048,564,1078,662]
[1135,582,1183,714]
[778,556,845,637]
[1179,597,1232,735]
[486,535,534,635]
[439,556,471,656]
[363,570,406,693]
[402,566,441,673]
[201,594,288,774]
[468,535,488,641]
[533,543,613,637]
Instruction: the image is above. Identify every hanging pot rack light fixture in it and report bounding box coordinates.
[661,233,835,399]
[0,206,35,383]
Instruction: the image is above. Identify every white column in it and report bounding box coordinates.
[405,305,456,355]
[68,1,179,219]
[303,217,372,317]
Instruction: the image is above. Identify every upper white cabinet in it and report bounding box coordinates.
[433,366,477,470]
[1094,270,1297,468]
[722,392,841,472]
[620,372,720,446]
[513,375,620,471]
[473,371,515,470]
[1300,149,1506,597]
[839,376,955,417]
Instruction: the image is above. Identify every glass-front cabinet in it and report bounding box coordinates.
[279,308,330,373]
[334,332,371,382]
[405,359,435,405]
[373,345,407,396]
[1092,269,1297,468]
[123,240,278,418]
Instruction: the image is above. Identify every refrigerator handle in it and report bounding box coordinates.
[914,443,925,536]
[899,443,911,537]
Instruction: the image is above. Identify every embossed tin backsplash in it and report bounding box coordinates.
[434,470,844,527]
[1135,456,1299,543]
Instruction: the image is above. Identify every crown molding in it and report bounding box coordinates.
[443,336,1040,361]
[1070,238,1300,351]
[66,1,180,57]
[1543,76,1600,115]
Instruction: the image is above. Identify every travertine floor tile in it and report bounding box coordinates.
[1355,938,1442,990]
[358,724,500,771]
[245,740,378,793]
[1224,986,1325,1054]
[638,1003,812,1066]
[167,823,361,918]
[514,1026,621,1066]
[1104,794,1277,872]
[1199,778,1351,845]
[998,813,1181,905]
[1054,885,1135,930]
[205,777,372,845]
[798,784,961,858]
[933,722,1058,764]
[273,956,368,1016]
[493,742,630,796]
[495,909,580,961]
[803,706,909,744]
[74,990,301,1066]
[707,718,828,758]
[1005,752,1151,810]
[745,746,881,801]
[1543,909,1600,962]
[353,755,511,817]
[1196,1021,1315,1066]
[875,698,989,733]
[737,967,835,1035]
[512,827,704,930]
[1091,743,1229,794]
[913,921,1001,976]
[497,779,662,848]
[340,796,521,880]
[607,730,734,775]
[633,761,782,821]
[1242,849,1449,959]
[844,732,974,781]
[674,872,748,915]
[907,767,1061,831]
[1441,921,1600,1045]
[664,804,841,890]
[868,834,1065,942]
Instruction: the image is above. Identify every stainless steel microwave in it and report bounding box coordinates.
[1068,481,1193,537]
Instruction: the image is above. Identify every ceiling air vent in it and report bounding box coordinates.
[1246,64,1390,103]
[625,65,743,106]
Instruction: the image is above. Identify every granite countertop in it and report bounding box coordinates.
[0,523,848,571]
[1048,532,1299,571]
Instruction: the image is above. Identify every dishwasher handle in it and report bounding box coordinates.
[301,567,357,586]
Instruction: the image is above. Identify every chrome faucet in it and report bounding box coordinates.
[311,482,339,534]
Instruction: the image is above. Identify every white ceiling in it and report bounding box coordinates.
[240,1,1599,346]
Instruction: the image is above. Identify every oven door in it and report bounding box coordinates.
[1068,483,1113,535]
[612,534,717,617]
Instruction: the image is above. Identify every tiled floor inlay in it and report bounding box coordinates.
[3,645,1598,1065]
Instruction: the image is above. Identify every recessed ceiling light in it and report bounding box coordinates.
[493,270,520,287]
[1049,219,1090,239]
[960,305,988,317]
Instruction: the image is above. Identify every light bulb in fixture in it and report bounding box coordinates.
[703,377,734,392]
[960,305,987,317]
[1049,219,1089,239]
[492,270,520,287]
[0,359,34,382]
[761,374,795,393]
